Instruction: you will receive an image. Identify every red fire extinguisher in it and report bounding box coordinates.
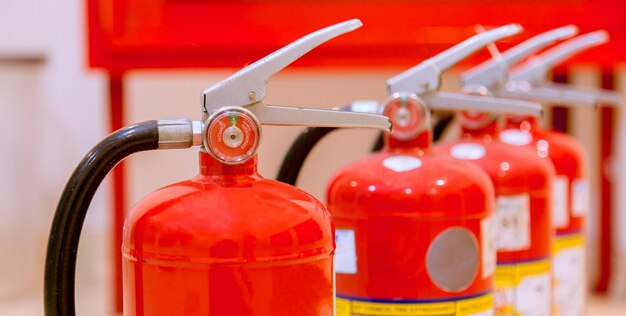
[462,26,621,316]
[434,109,555,316]
[429,27,589,314]
[279,24,544,316]
[44,19,391,316]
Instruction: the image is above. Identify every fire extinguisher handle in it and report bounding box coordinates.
[199,19,392,132]
[275,102,374,185]
[497,83,598,106]
[44,119,202,316]
[201,19,362,116]
[462,25,579,89]
[541,82,624,106]
[510,30,609,85]
[248,102,391,130]
[422,91,543,117]
[387,23,522,95]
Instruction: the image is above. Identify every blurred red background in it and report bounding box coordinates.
[88,0,626,72]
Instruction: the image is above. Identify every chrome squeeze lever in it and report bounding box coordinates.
[201,19,391,131]
[388,24,522,95]
[388,24,542,117]
[507,30,622,106]
[462,25,579,89]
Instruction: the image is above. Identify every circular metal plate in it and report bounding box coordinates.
[426,227,479,292]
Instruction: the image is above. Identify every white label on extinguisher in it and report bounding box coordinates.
[481,215,497,279]
[553,234,585,316]
[552,176,569,229]
[449,143,486,160]
[499,129,533,146]
[495,259,551,316]
[382,155,422,172]
[494,194,530,251]
[516,271,551,315]
[571,179,589,217]
[335,229,357,274]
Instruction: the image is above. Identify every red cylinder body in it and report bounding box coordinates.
[328,130,496,316]
[122,153,335,315]
[500,116,587,316]
[434,120,555,316]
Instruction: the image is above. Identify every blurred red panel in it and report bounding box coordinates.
[87,0,626,71]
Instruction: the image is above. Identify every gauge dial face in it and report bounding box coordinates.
[458,85,497,130]
[205,107,260,164]
[383,93,427,140]
[458,111,493,129]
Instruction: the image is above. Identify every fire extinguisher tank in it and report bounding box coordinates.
[327,148,495,297]
[116,19,393,316]
[123,153,334,315]
[434,119,555,315]
[328,94,496,315]
[501,116,586,234]
[501,115,587,316]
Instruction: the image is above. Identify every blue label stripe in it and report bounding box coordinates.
[496,255,550,265]
[555,229,584,237]
[337,290,492,304]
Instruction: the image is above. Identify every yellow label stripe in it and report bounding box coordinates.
[456,293,493,315]
[552,233,584,254]
[496,258,551,286]
[337,297,352,316]
[336,293,493,316]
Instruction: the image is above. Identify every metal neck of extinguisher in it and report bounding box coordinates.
[45,19,391,316]
[386,23,542,142]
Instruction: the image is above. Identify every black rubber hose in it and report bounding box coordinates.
[432,113,455,141]
[371,131,385,152]
[276,127,336,185]
[45,121,160,316]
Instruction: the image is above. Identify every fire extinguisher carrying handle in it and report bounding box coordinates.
[540,82,624,106]
[421,91,543,117]
[275,101,379,185]
[44,119,201,316]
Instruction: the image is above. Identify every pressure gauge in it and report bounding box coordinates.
[383,92,429,141]
[204,106,261,164]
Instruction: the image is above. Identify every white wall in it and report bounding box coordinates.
[0,0,108,312]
